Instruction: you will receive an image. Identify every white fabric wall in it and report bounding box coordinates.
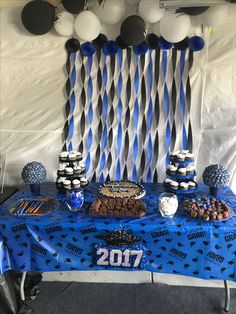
[0,1,236,192]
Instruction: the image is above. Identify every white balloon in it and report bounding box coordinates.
[54,11,75,37]
[139,0,165,24]
[93,0,126,25]
[200,5,228,27]
[75,11,101,41]
[160,13,191,43]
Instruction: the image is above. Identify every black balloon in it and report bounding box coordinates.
[62,0,87,14]
[93,34,108,49]
[116,36,129,49]
[179,7,209,16]
[120,15,147,47]
[146,33,159,49]
[174,37,189,50]
[65,38,80,53]
[21,1,55,35]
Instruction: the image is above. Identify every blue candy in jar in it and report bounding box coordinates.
[65,188,84,212]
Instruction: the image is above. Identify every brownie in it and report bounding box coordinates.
[89,197,146,218]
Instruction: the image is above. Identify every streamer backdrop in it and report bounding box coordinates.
[63,46,196,182]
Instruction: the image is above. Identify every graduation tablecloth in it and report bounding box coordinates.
[0,183,235,281]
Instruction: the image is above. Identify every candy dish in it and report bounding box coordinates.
[9,196,59,217]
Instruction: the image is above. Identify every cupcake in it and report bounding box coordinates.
[170,150,180,161]
[57,177,66,186]
[177,168,187,176]
[73,165,82,175]
[168,165,178,175]
[80,177,89,187]
[59,151,69,161]
[186,165,195,175]
[68,152,76,162]
[181,150,189,154]
[176,153,185,161]
[72,179,80,188]
[58,164,66,175]
[180,182,189,190]
[65,167,73,176]
[75,151,82,161]
[79,162,86,173]
[164,178,173,187]
[170,181,179,190]
[185,153,194,161]
[188,181,196,190]
[63,180,71,189]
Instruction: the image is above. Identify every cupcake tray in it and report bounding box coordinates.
[163,182,198,195]
[57,170,86,178]
[59,157,83,163]
[170,159,194,166]
[166,171,197,180]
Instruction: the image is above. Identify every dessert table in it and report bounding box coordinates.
[0,183,235,312]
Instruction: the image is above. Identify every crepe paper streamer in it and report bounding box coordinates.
[132,53,140,182]
[116,49,123,181]
[64,51,76,152]
[80,42,96,57]
[170,48,177,152]
[106,55,117,179]
[85,53,94,172]
[99,53,108,181]
[186,49,194,151]
[146,50,153,182]
[162,50,171,166]
[180,49,188,150]
[79,53,87,155]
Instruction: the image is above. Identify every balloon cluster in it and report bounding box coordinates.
[203,164,230,188]
[21,0,233,51]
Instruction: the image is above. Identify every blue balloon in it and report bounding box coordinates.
[103,40,119,56]
[158,37,173,50]
[134,42,149,56]
[80,42,96,57]
[189,36,205,52]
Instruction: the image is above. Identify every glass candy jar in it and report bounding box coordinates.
[65,188,84,212]
[158,193,178,218]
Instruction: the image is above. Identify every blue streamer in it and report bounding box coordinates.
[116,160,121,181]
[102,125,108,150]
[132,167,137,182]
[86,153,91,172]
[133,135,138,161]
[134,99,139,127]
[117,123,122,152]
[147,98,153,130]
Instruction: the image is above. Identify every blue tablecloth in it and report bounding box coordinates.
[0,183,235,281]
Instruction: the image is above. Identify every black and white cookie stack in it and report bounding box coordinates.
[164,150,197,194]
[56,151,89,192]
